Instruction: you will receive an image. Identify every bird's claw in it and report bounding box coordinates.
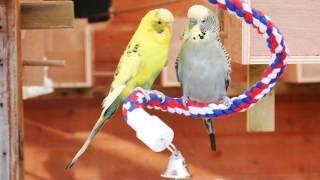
[181,95,189,107]
[220,96,232,108]
[134,87,151,102]
[150,90,166,103]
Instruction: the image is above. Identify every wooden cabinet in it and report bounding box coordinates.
[242,0,320,83]
[243,0,320,65]
[283,64,320,83]
[22,19,93,88]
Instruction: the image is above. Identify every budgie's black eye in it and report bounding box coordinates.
[158,20,162,24]
[202,20,206,23]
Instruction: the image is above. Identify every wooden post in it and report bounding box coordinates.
[246,65,275,132]
[0,0,24,179]
[23,59,65,67]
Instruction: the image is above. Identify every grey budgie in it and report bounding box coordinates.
[176,5,231,151]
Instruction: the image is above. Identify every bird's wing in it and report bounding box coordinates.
[110,42,143,93]
[224,51,231,91]
[217,40,231,91]
[175,55,181,82]
[102,42,143,108]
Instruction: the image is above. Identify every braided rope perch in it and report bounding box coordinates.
[122,0,289,120]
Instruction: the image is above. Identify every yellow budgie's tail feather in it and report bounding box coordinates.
[102,85,126,109]
[66,86,125,169]
[65,113,106,169]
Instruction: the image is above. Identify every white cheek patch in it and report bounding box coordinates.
[188,25,210,43]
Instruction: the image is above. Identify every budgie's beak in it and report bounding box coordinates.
[156,8,174,33]
[188,18,197,30]
[187,4,210,31]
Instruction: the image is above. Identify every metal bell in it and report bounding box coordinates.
[161,144,191,179]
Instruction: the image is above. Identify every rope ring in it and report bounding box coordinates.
[122,0,289,119]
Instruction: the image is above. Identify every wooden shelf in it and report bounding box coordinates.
[21,0,74,29]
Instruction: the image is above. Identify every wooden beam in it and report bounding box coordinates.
[21,1,74,29]
[0,0,24,179]
[247,65,275,132]
[112,0,185,15]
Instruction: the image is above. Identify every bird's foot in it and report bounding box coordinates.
[150,90,166,103]
[134,87,151,102]
[181,95,189,107]
[220,96,232,108]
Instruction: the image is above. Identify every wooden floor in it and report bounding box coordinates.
[23,93,320,180]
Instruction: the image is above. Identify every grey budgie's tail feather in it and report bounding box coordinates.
[66,98,121,169]
[208,132,217,151]
[203,118,217,152]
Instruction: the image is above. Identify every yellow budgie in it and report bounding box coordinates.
[66,8,174,168]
